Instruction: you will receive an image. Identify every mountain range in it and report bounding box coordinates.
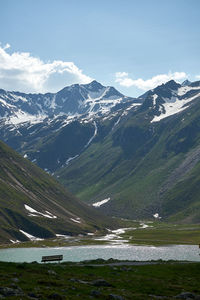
[1,79,200,224]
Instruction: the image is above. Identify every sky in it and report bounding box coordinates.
[0,0,200,96]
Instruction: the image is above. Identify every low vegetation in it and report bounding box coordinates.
[0,260,199,299]
[121,222,200,246]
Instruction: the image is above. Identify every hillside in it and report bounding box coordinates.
[56,80,200,223]
[0,140,115,244]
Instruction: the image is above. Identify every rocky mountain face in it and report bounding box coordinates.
[0,80,137,120]
[1,79,200,223]
[0,81,139,173]
[0,140,115,244]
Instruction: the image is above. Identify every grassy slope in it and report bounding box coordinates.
[162,161,200,223]
[0,140,117,244]
[0,261,199,299]
[57,97,200,222]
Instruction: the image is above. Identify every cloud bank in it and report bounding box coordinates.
[115,71,187,91]
[0,44,92,93]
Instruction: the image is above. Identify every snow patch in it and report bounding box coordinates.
[84,121,97,148]
[65,154,79,166]
[6,111,47,125]
[24,204,57,219]
[151,93,200,123]
[19,229,43,241]
[94,227,136,244]
[152,94,158,106]
[153,213,162,219]
[49,95,56,109]
[10,94,28,103]
[70,218,81,224]
[10,239,20,244]
[111,228,126,234]
[177,86,200,96]
[92,197,110,207]
[139,222,153,229]
[0,98,15,108]
[56,234,71,239]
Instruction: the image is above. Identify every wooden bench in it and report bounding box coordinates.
[41,255,63,263]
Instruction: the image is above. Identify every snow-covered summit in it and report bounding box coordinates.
[0,81,137,125]
[144,80,200,123]
[181,79,191,86]
[1,79,200,127]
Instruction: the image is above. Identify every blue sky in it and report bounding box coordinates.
[0,0,200,96]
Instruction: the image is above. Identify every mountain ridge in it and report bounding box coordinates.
[0,80,138,123]
[1,79,200,223]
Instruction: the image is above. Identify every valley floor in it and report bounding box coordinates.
[1,222,200,249]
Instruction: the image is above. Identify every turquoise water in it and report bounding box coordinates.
[0,244,199,263]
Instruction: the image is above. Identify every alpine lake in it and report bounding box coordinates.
[0,222,200,300]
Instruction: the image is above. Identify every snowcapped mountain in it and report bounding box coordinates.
[1,79,200,174]
[0,80,138,125]
[140,80,200,122]
[0,81,140,173]
[52,79,200,223]
[1,79,200,222]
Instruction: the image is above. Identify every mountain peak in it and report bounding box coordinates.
[181,79,191,86]
[164,80,181,90]
[83,80,104,90]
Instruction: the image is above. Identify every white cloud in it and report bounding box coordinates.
[115,72,128,78]
[195,75,200,80]
[115,71,187,91]
[0,44,92,93]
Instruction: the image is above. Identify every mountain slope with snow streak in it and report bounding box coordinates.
[143,80,200,122]
[1,79,200,223]
[0,139,117,244]
[57,80,200,223]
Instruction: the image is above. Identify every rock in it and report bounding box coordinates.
[9,283,18,289]
[148,296,170,299]
[90,290,102,297]
[175,292,196,299]
[92,279,112,287]
[48,293,65,299]
[11,277,19,283]
[70,278,89,284]
[27,292,38,298]
[47,270,57,276]
[120,267,130,271]
[0,287,23,297]
[108,294,125,300]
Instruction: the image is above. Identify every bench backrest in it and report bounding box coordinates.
[41,255,63,262]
